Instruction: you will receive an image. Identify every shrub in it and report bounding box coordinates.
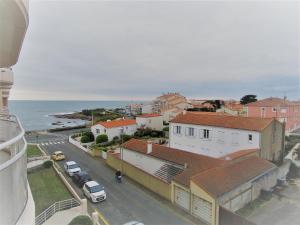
[96,134,108,144]
[81,135,90,143]
[43,160,53,168]
[121,134,132,142]
[150,131,158,137]
[113,136,120,141]
[101,147,108,152]
[82,131,94,142]
[68,215,92,225]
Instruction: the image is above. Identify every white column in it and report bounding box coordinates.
[0,68,14,114]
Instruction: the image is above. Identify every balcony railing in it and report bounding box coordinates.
[0,114,28,225]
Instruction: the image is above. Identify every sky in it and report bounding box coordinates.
[11,0,300,101]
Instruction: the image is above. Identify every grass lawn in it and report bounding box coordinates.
[28,167,72,215]
[27,144,43,158]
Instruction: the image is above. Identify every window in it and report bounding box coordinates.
[104,129,107,133]
[186,127,195,137]
[272,107,277,112]
[203,129,210,139]
[96,129,100,134]
[248,134,253,142]
[174,126,181,135]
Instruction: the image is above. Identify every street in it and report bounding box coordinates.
[37,136,200,225]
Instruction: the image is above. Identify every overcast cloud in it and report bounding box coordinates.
[11,0,300,100]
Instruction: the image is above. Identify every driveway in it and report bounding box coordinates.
[39,140,201,225]
[247,180,300,225]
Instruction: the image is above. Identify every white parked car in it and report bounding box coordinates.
[64,161,81,176]
[83,181,106,203]
[123,222,144,225]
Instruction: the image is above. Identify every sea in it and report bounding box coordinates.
[8,100,144,131]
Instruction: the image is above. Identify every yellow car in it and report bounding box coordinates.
[51,151,66,161]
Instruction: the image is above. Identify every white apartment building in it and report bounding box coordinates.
[169,112,284,161]
[91,119,137,141]
[136,114,164,130]
[0,1,35,225]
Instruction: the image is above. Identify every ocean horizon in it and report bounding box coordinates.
[8,100,145,131]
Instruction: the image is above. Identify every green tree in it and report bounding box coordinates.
[96,134,108,144]
[240,95,257,105]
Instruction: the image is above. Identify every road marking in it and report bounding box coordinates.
[96,209,110,225]
[45,143,49,146]
[41,143,45,146]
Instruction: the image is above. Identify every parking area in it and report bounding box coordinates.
[40,140,200,225]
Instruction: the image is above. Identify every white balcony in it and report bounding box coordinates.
[0,114,34,225]
[0,0,29,68]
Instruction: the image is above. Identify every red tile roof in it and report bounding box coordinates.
[137,114,162,118]
[122,139,225,186]
[221,149,259,161]
[191,156,276,197]
[170,112,273,131]
[96,119,136,128]
[246,97,291,107]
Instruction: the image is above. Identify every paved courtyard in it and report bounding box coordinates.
[247,179,300,225]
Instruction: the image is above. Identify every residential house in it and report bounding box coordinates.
[217,100,246,116]
[169,112,284,163]
[91,119,137,141]
[110,139,277,225]
[246,97,300,132]
[136,114,164,130]
[152,93,191,121]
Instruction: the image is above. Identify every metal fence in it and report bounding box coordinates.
[35,198,80,225]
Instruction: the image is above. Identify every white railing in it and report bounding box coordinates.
[0,114,28,225]
[35,198,80,225]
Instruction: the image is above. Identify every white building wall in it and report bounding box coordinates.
[91,124,137,141]
[169,123,260,158]
[136,116,164,130]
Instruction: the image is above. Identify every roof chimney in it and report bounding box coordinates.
[183,110,187,115]
[184,163,188,169]
[147,141,152,154]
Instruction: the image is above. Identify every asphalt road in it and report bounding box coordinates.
[40,140,200,225]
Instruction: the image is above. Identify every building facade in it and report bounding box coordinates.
[136,114,164,130]
[246,97,300,132]
[91,119,137,141]
[169,112,284,162]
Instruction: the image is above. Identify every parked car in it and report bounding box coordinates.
[83,181,106,203]
[64,161,81,176]
[51,151,65,161]
[123,222,144,225]
[72,171,92,187]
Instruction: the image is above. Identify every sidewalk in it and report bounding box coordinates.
[43,206,89,225]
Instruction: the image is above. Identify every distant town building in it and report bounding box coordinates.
[141,103,153,114]
[91,119,137,141]
[125,103,143,116]
[217,100,246,116]
[169,111,284,163]
[152,92,191,121]
[245,97,300,132]
[136,114,164,130]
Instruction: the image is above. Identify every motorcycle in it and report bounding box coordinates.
[116,175,122,183]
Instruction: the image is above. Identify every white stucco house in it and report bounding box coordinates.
[169,112,284,161]
[136,114,164,130]
[91,119,137,141]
